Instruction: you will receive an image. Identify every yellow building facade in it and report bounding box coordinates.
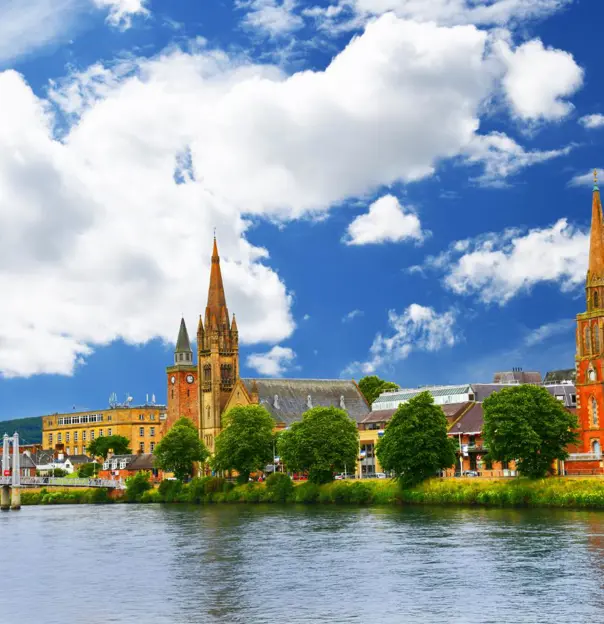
[42,405,167,456]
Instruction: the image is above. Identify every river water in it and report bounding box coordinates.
[1,504,603,623]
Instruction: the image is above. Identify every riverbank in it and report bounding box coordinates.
[17,477,604,509]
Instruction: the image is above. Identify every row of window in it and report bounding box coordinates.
[48,427,156,445]
[55,413,159,426]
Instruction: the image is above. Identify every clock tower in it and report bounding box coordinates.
[166,317,199,430]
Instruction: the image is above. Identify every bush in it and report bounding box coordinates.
[78,463,100,478]
[265,473,294,502]
[295,482,320,504]
[125,472,152,502]
[158,479,183,502]
[52,468,68,478]
[140,489,162,504]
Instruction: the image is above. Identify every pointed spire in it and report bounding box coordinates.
[206,236,229,329]
[231,313,238,332]
[588,174,604,281]
[175,318,192,353]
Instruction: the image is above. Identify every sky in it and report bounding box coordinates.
[0,0,602,420]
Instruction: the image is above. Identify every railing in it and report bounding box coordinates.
[0,476,124,489]
[566,452,602,462]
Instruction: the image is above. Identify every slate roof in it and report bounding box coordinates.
[470,384,512,402]
[493,370,542,384]
[67,455,93,465]
[20,454,36,469]
[361,402,472,426]
[175,318,192,353]
[543,383,577,408]
[104,453,155,470]
[30,449,55,466]
[362,409,396,425]
[448,403,484,435]
[241,379,370,426]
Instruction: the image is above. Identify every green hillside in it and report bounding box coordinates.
[0,416,43,444]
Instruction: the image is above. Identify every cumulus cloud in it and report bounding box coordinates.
[420,220,588,304]
[579,114,604,129]
[345,304,458,374]
[569,169,604,187]
[247,345,296,375]
[93,0,148,29]
[343,309,364,322]
[237,0,304,36]
[496,38,583,121]
[344,194,425,245]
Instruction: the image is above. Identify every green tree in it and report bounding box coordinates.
[125,471,152,502]
[278,406,359,484]
[212,405,275,483]
[77,462,100,478]
[87,435,132,460]
[358,375,399,406]
[376,391,456,488]
[153,417,208,481]
[52,468,68,477]
[483,385,579,479]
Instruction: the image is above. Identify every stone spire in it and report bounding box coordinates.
[174,317,193,364]
[588,169,604,283]
[205,236,229,330]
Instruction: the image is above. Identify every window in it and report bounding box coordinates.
[139,427,144,437]
[593,440,602,457]
[591,397,599,428]
[108,428,112,436]
[81,415,89,423]
[139,414,145,421]
[74,446,78,455]
[150,414,155,420]
[82,431,87,441]
[150,427,155,437]
[83,446,86,454]
[187,389,190,397]
[571,394,577,404]
[468,435,476,447]
[555,395,565,402]
[204,365,211,381]
[171,389,174,399]
[150,442,155,452]
[99,429,104,437]
[107,415,112,422]
[595,291,600,309]
[90,431,95,441]
[74,431,78,442]
[58,433,62,443]
[66,447,70,455]
[66,432,70,443]
[595,325,601,353]
[48,434,53,445]
[585,326,592,354]
[139,442,145,452]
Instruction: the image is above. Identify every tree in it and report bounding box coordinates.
[153,417,208,481]
[358,375,399,406]
[376,391,456,488]
[278,406,359,484]
[212,405,275,483]
[77,462,100,478]
[483,385,579,479]
[125,471,152,502]
[87,435,131,460]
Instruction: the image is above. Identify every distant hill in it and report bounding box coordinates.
[0,416,43,444]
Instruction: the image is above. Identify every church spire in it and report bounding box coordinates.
[206,236,229,330]
[174,317,192,364]
[588,169,604,283]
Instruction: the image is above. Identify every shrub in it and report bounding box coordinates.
[295,482,320,504]
[140,489,162,504]
[125,471,152,502]
[158,479,183,502]
[265,473,294,502]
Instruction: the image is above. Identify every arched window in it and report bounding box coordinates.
[203,365,211,381]
[591,397,599,428]
[595,291,600,309]
[595,325,600,353]
[585,326,592,354]
[593,440,602,457]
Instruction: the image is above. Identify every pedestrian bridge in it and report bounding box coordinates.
[0,476,124,489]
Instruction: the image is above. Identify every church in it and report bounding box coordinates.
[165,238,371,451]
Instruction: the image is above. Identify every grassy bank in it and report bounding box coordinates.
[16,478,604,509]
[139,476,604,509]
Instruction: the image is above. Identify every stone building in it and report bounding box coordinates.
[166,238,370,451]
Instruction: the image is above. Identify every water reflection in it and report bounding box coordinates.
[0,504,603,623]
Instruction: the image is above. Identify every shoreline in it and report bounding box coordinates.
[17,477,604,510]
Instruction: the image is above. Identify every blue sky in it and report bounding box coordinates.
[0,0,602,420]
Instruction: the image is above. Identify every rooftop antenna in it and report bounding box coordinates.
[109,392,118,408]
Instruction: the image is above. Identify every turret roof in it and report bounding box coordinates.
[175,317,192,353]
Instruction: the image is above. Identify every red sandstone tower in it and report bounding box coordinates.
[575,170,604,461]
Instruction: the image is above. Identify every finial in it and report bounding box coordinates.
[213,227,216,239]
[595,169,598,185]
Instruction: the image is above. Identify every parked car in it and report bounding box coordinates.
[462,470,479,477]
[374,472,387,479]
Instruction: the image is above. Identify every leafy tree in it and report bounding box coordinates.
[278,406,359,484]
[212,405,275,483]
[52,468,68,478]
[376,391,456,488]
[77,462,100,478]
[483,385,579,479]
[87,435,132,460]
[153,417,208,481]
[358,375,399,406]
[125,471,152,502]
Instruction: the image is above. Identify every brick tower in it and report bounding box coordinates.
[575,170,604,459]
[197,237,239,452]
[166,318,199,430]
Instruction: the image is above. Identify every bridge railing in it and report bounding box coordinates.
[0,476,124,489]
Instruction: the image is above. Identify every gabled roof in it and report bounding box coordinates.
[241,378,370,426]
[448,403,484,435]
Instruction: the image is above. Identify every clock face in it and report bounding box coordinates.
[170,376,176,384]
[186,374,194,384]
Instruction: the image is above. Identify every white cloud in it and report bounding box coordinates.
[342,309,364,322]
[569,169,604,187]
[463,132,573,186]
[93,0,148,29]
[303,314,311,321]
[247,345,296,375]
[424,220,588,304]
[0,13,576,377]
[580,114,604,129]
[306,0,570,32]
[496,38,583,121]
[345,304,458,374]
[524,319,575,347]
[237,0,304,36]
[344,194,425,245]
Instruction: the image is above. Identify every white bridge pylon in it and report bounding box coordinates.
[2,432,20,487]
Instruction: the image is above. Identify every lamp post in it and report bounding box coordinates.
[455,423,463,476]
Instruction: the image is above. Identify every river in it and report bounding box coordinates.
[1,504,603,623]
